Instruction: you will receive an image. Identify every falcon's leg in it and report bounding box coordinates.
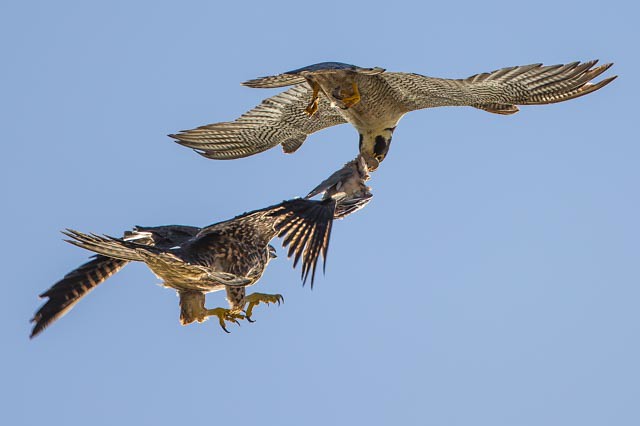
[196,286,248,333]
[337,82,361,108]
[178,290,245,333]
[179,290,209,325]
[304,82,320,117]
[243,292,284,322]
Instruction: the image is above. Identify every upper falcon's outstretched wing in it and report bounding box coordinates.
[383,60,616,115]
[170,84,347,160]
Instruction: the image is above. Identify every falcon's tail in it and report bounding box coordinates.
[30,255,128,338]
[469,60,616,114]
[270,198,337,288]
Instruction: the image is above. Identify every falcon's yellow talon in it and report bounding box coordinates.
[339,82,361,108]
[206,307,246,333]
[305,82,320,117]
[244,292,284,320]
[305,99,319,116]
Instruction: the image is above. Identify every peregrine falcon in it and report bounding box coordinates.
[31,198,335,336]
[170,60,616,170]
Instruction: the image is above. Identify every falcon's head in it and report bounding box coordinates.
[359,127,395,170]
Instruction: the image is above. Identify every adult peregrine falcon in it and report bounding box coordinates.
[170,60,616,170]
[31,198,335,336]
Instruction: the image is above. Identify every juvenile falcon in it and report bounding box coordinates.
[31,198,335,336]
[171,60,616,170]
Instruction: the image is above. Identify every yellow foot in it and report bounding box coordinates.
[304,82,320,117]
[243,292,284,322]
[339,82,361,108]
[206,307,245,333]
[305,98,319,116]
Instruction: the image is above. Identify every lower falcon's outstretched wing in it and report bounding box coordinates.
[30,255,128,338]
[31,226,200,338]
[271,198,336,287]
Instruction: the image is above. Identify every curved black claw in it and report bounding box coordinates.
[221,315,242,333]
[207,308,245,333]
[244,293,284,321]
[243,310,256,323]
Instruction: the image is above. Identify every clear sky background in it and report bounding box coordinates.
[2,1,638,425]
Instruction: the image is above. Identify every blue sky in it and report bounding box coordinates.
[2,1,638,425]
